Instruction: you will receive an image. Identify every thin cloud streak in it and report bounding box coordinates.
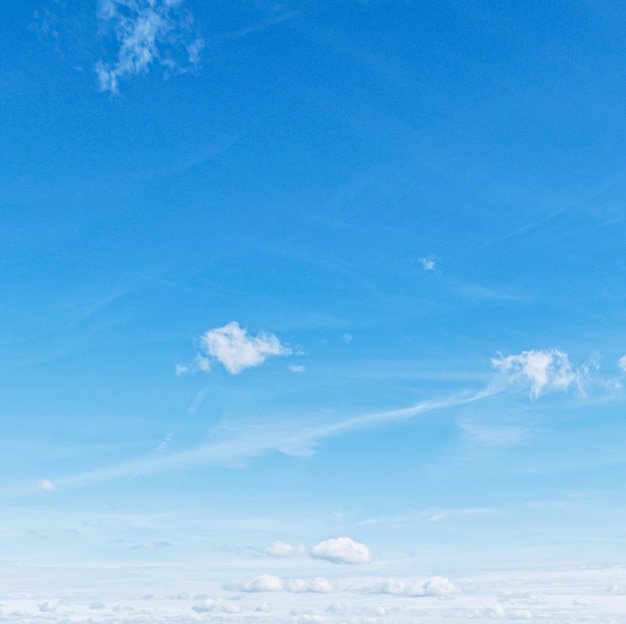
[36,386,499,492]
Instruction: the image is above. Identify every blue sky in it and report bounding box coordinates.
[2,0,626,621]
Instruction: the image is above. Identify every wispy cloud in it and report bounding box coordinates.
[492,349,580,399]
[95,0,203,93]
[420,255,436,271]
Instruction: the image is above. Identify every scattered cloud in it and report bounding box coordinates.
[420,255,436,271]
[175,354,210,375]
[226,575,335,594]
[95,0,204,93]
[310,537,373,565]
[492,349,579,399]
[618,355,626,373]
[267,540,306,557]
[287,577,335,593]
[178,321,291,375]
[289,364,306,373]
[343,333,353,345]
[227,574,284,592]
[360,576,459,597]
[37,479,55,492]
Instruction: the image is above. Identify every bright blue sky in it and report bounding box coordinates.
[2,0,626,620]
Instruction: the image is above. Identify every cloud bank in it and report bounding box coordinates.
[95,0,203,93]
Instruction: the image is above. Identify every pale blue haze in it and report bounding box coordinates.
[1,1,626,621]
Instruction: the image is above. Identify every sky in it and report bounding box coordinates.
[2,0,626,622]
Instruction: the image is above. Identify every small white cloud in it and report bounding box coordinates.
[289,365,306,373]
[256,603,272,612]
[429,513,446,522]
[192,598,217,613]
[310,536,373,565]
[423,576,459,597]
[287,577,335,593]
[618,355,626,373]
[267,540,306,557]
[175,354,210,375]
[37,479,55,492]
[232,574,284,592]
[360,576,459,597]
[201,322,291,374]
[492,349,578,399]
[38,602,57,613]
[343,333,353,345]
[95,0,203,93]
[420,255,436,271]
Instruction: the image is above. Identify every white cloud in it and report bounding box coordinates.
[287,577,336,593]
[200,321,291,374]
[423,576,460,597]
[37,479,55,492]
[420,255,436,271]
[492,349,578,399]
[267,540,306,557]
[289,364,306,373]
[95,0,203,93]
[175,354,210,375]
[238,574,285,592]
[343,333,353,345]
[310,537,373,565]
[360,576,459,597]
[618,355,626,373]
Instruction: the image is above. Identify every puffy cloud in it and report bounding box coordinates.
[361,576,459,597]
[423,576,459,596]
[287,577,336,593]
[202,322,291,374]
[177,322,291,375]
[234,574,284,592]
[492,349,578,398]
[95,0,203,93]
[310,537,373,565]
[267,540,306,557]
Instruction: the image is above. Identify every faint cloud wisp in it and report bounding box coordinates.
[95,0,203,93]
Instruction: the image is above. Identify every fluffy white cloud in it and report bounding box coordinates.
[267,540,306,557]
[287,577,336,593]
[310,537,373,565]
[618,355,626,373]
[361,576,459,597]
[95,0,203,93]
[228,574,284,592]
[492,349,577,398]
[201,321,291,374]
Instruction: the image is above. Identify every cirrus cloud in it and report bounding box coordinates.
[95,0,204,93]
